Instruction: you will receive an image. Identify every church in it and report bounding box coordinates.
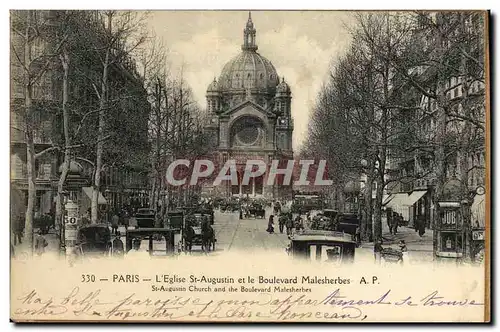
[203,13,294,199]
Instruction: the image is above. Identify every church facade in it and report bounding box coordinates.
[204,13,294,199]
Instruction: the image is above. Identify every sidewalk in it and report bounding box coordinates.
[11,228,60,256]
[380,218,433,252]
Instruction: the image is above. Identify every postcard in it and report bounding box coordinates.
[9,10,490,322]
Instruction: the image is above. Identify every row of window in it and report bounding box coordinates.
[101,168,147,187]
[234,72,275,80]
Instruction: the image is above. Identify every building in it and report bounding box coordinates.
[10,10,150,219]
[204,13,294,198]
[384,12,486,230]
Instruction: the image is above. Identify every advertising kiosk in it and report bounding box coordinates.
[434,179,467,261]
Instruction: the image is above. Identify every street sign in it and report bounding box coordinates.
[472,230,485,241]
[476,186,485,196]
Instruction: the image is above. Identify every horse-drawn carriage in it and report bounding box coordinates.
[380,247,403,264]
[220,200,240,213]
[183,212,216,253]
[74,224,113,259]
[125,228,180,256]
[245,202,265,219]
[135,208,156,228]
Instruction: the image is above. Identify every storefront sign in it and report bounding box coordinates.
[472,230,485,241]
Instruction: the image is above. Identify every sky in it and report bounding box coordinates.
[147,11,354,150]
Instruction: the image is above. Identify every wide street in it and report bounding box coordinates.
[32,205,434,264]
[210,208,289,253]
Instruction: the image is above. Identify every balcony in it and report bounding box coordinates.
[401,181,414,192]
[10,164,53,182]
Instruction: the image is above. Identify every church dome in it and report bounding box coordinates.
[218,51,279,92]
[217,12,279,93]
[206,78,220,93]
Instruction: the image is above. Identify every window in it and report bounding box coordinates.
[31,37,44,59]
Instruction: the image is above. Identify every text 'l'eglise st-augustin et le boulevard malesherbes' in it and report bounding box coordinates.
[110,275,351,285]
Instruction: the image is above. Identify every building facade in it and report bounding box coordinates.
[384,12,486,231]
[10,10,150,220]
[204,13,294,198]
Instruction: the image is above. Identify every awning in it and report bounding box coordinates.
[402,190,427,207]
[385,193,410,220]
[382,194,394,206]
[385,193,409,209]
[82,187,107,205]
[471,194,485,228]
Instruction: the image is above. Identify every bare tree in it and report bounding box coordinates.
[11,10,68,253]
[84,11,148,222]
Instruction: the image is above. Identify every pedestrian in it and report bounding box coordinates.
[111,212,119,235]
[355,226,361,246]
[127,238,149,258]
[399,240,408,264]
[374,240,383,264]
[239,206,243,220]
[129,216,138,229]
[294,215,304,231]
[13,217,23,246]
[278,214,285,234]
[81,211,91,227]
[285,215,294,236]
[112,232,125,258]
[393,214,400,235]
[416,215,425,237]
[34,229,48,256]
[267,215,275,234]
[123,210,130,228]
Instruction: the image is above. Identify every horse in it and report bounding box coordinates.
[183,225,195,253]
[201,221,216,253]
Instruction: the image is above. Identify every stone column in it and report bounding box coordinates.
[220,121,229,149]
[267,119,275,149]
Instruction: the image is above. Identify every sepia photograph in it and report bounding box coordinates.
[8,9,490,323]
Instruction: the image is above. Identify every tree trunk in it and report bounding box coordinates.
[24,129,36,253]
[55,50,71,253]
[92,39,110,223]
[433,27,448,219]
[374,143,387,242]
[23,10,35,254]
[149,175,157,210]
[362,167,373,241]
